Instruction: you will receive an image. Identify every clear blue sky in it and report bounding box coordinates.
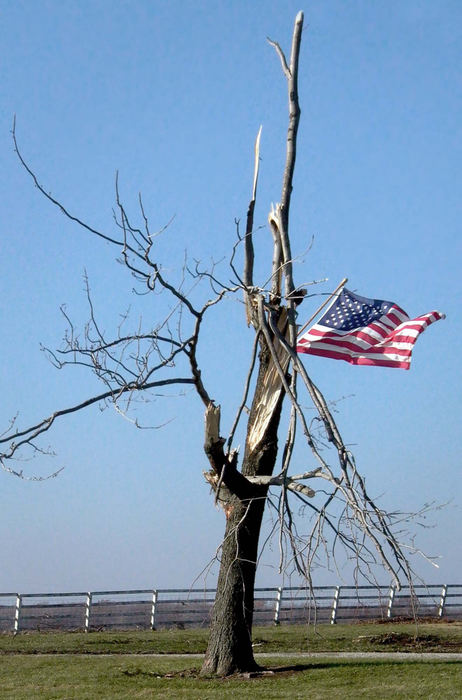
[0,0,460,593]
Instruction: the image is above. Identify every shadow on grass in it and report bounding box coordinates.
[119,661,382,680]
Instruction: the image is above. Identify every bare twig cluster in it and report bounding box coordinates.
[2,121,239,478]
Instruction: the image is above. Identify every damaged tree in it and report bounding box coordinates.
[2,12,423,677]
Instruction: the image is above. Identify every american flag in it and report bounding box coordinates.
[296,288,444,369]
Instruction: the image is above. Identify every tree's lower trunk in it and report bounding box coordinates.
[201,491,267,675]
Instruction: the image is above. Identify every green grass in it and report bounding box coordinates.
[0,655,460,699]
[1,621,461,655]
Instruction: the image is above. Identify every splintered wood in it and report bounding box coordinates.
[204,402,221,450]
[248,308,289,452]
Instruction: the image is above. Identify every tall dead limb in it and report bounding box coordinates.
[267,9,303,305]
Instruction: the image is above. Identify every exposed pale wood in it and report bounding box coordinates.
[203,403,259,504]
[252,125,262,201]
[268,203,283,301]
[204,402,221,449]
[246,472,316,498]
[244,127,262,326]
[247,307,289,452]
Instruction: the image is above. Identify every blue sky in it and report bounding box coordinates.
[0,0,460,593]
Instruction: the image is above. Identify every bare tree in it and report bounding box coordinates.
[2,12,428,676]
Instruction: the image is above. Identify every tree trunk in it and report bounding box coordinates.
[200,491,267,675]
[202,337,285,676]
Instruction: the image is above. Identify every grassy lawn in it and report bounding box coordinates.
[0,655,460,699]
[0,623,461,698]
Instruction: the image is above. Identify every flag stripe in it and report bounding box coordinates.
[298,338,414,357]
[297,344,411,368]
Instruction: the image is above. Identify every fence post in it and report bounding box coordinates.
[84,592,92,632]
[13,594,22,633]
[387,585,395,619]
[330,586,341,625]
[438,584,448,618]
[273,586,283,625]
[150,589,158,630]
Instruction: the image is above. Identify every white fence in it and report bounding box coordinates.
[1,583,461,633]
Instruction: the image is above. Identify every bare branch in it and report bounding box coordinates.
[266,38,290,79]
[0,377,195,463]
[12,117,136,253]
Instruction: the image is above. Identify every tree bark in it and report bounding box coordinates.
[200,490,267,675]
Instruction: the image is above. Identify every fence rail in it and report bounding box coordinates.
[1,583,461,633]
